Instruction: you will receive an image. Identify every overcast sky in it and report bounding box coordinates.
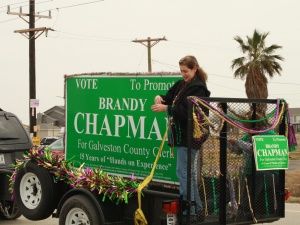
[1,0,300,125]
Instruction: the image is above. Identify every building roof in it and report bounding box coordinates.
[44,106,65,114]
[39,123,61,130]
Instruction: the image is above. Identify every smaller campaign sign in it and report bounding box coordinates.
[252,135,289,170]
[30,99,39,108]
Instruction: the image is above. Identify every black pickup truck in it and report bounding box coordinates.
[0,108,33,220]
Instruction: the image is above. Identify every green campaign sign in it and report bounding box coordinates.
[252,135,289,170]
[65,75,181,183]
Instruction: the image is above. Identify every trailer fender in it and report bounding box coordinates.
[53,188,103,220]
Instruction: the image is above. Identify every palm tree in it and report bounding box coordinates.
[231,29,284,99]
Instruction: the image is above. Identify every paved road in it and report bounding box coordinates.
[0,215,57,224]
[1,203,300,225]
[271,203,300,225]
[288,160,300,171]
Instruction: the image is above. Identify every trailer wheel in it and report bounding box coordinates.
[0,201,21,220]
[59,194,105,225]
[14,160,58,220]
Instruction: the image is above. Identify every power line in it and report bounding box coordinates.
[136,48,147,73]
[0,0,102,18]
[208,82,244,92]
[168,40,239,52]
[151,59,300,86]
[0,17,19,23]
[208,82,300,105]
[49,30,131,42]
[51,7,60,28]
[150,59,300,104]
[0,0,53,13]
[47,35,129,43]
[37,0,103,13]
[268,81,300,86]
[269,92,300,96]
[0,0,28,9]
[1,11,300,56]
[152,59,178,71]
[24,28,300,57]
[209,73,300,86]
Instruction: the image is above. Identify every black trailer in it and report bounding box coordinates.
[13,97,290,225]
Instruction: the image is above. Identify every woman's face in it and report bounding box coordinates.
[180,65,196,82]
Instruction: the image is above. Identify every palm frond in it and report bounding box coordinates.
[271,61,283,75]
[261,60,276,77]
[234,36,249,53]
[231,57,245,69]
[260,55,283,76]
[233,64,249,79]
[259,31,269,49]
[263,44,283,55]
[251,29,262,52]
[270,54,284,61]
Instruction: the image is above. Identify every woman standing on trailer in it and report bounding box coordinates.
[151,55,211,217]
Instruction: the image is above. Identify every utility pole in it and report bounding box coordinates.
[132,36,167,72]
[29,0,36,137]
[7,0,52,137]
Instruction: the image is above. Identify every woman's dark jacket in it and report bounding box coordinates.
[160,78,211,148]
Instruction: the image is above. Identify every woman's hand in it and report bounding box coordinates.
[151,104,167,112]
[154,95,165,104]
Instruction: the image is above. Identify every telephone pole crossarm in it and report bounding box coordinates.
[7,6,52,23]
[132,36,167,47]
[132,36,167,72]
[14,27,54,39]
[132,36,167,43]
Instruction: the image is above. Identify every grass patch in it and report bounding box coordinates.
[286,196,300,203]
[285,133,300,203]
[289,150,300,160]
[289,132,300,159]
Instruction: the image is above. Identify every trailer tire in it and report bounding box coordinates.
[14,160,58,220]
[59,194,105,225]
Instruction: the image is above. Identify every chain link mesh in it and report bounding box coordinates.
[188,98,285,224]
